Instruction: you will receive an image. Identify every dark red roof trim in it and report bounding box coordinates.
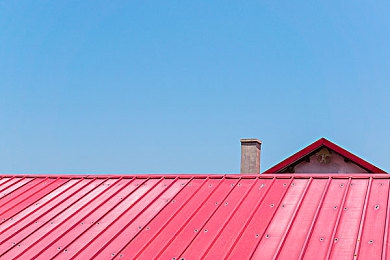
[263,138,386,174]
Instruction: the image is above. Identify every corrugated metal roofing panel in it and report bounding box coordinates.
[1,174,390,259]
[358,179,389,259]
[181,178,259,259]
[277,178,329,259]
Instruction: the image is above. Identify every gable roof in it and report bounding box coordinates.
[263,138,386,174]
[1,174,390,259]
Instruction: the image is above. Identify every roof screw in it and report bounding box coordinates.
[333,206,337,209]
[270,204,274,207]
[255,234,259,238]
[172,258,176,260]
[375,205,380,210]
[58,247,61,250]
[209,184,212,187]
[320,237,324,242]
[231,184,234,187]
[119,254,124,258]
[172,200,175,203]
[340,184,344,187]
[146,227,150,230]
[138,226,142,229]
[283,183,287,186]
[225,202,228,206]
[380,183,384,186]
[265,234,270,238]
[204,229,208,232]
[291,183,295,186]
[215,202,218,205]
[194,229,198,232]
[368,240,374,244]
[112,253,116,256]
[334,238,338,242]
[238,183,241,186]
[344,207,348,210]
[64,249,68,252]
[281,204,285,208]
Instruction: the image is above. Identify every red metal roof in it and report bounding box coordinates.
[1,174,390,259]
[264,138,386,173]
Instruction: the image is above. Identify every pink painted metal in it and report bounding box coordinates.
[0,174,390,259]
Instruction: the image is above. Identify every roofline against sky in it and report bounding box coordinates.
[263,138,386,174]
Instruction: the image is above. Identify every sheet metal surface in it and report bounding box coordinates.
[0,174,389,259]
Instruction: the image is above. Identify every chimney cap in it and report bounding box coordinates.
[240,138,262,144]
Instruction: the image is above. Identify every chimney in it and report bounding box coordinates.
[240,138,262,174]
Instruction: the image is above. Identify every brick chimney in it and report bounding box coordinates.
[240,138,262,174]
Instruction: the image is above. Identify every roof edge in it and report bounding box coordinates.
[263,138,386,174]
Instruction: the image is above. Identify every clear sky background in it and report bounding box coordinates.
[1,1,389,174]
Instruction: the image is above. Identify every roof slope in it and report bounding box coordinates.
[1,174,390,259]
[264,138,386,173]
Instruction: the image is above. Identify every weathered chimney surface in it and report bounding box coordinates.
[240,138,262,174]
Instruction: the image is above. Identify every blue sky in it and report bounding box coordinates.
[1,1,389,174]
